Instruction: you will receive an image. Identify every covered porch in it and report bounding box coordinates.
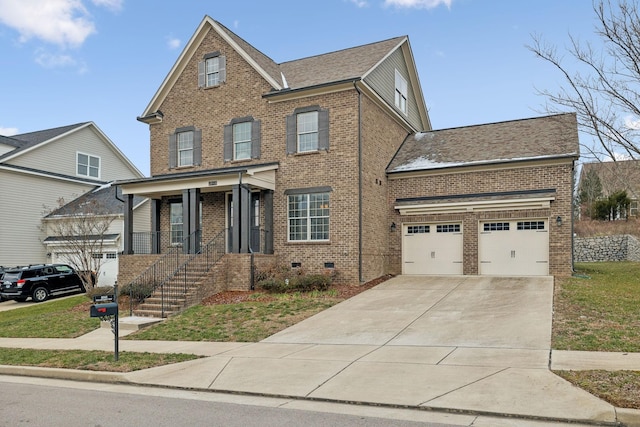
[116,163,278,256]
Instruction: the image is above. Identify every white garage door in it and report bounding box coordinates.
[402,223,463,275]
[479,220,549,276]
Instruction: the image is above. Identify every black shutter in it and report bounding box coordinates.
[286,114,296,154]
[219,56,226,83]
[169,133,177,169]
[193,129,202,166]
[251,120,261,159]
[318,108,329,151]
[223,124,233,162]
[198,61,205,88]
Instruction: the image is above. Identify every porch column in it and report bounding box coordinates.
[264,190,274,254]
[123,194,134,254]
[151,199,161,254]
[240,185,251,253]
[188,188,201,253]
[231,184,251,253]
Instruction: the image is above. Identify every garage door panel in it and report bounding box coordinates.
[479,220,548,276]
[403,223,463,275]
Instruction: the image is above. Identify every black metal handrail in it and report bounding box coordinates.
[128,229,226,317]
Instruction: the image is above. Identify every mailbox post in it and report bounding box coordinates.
[89,283,119,361]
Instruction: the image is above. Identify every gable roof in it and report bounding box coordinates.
[45,183,146,218]
[580,159,640,199]
[139,16,429,130]
[387,113,580,174]
[0,134,23,149]
[0,122,143,178]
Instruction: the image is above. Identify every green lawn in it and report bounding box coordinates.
[553,262,640,352]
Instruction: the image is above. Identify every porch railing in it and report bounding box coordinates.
[127,229,226,317]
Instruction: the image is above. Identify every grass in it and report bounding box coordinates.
[553,262,640,410]
[552,262,640,352]
[126,292,340,342]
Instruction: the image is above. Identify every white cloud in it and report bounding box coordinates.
[0,0,121,48]
[384,0,452,9]
[0,126,19,136]
[349,0,369,7]
[34,48,88,73]
[166,36,181,50]
[91,0,122,11]
[624,115,640,130]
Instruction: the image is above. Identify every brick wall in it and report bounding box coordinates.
[388,162,575,277]
[117,254,162,286]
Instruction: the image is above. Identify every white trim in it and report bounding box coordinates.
[76,151,101,179]
[395,196,554,215]
[0,164,103,186]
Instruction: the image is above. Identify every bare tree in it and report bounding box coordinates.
[42,195,116,291]
[528,0,640,161]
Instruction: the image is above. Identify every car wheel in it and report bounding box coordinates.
[32,287,49,303]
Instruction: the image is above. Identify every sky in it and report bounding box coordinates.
[0,0,603,175]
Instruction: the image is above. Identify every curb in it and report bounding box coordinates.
[617,408,640,427]
[0,365,129,384]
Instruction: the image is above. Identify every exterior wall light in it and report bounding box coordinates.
[556,216,562,226]
[390,222,397,232]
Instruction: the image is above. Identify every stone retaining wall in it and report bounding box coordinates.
[574,234,640,262]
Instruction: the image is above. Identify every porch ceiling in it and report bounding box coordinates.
[118,164,277,198]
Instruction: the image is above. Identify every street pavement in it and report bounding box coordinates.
[0,275,639,426]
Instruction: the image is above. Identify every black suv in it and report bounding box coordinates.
[0,264,85,302]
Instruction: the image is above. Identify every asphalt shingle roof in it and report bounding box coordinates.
[0,122,89,162]
[387,113,579,173]
[46,184,145,217]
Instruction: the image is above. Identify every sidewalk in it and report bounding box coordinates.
[0,275,639,426]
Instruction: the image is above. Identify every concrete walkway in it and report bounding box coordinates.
[0,275,639,426]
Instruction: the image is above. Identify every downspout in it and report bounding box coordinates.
[571,160,576,273]
[354,81,363,282]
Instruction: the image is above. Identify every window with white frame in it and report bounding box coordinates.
[288,192,329,241]
[297,111,318,152]
[631,200,638,216]
[170,203,183,244]
[233,122,252,160]
[177,130,194,167]
[198,53,226,88]
[395,69,408,115]
[77,153,100,178]
[286,106,329,155]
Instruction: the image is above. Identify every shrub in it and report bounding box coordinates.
[255,263,333,294]
[119,280,155,302]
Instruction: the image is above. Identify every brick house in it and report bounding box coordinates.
[117,16,578,303]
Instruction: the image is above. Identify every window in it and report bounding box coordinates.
[297,111,318,152]
[407,225,429,234]
[223,118,261,162]
[288,192,330,241]
[517,221,545,230]
[484,222,510,231]
[395,69,408,115]
[106,253,117,259]
[169,127,201,169]
[77,153,100,178]
[233,122,251,160]
[286,106,329,154]
[631,200,638,217]
[437,224,461,233]
[92,253,104,259]
[198,53,226,88]
[177,130,194,166]
[170,203,183,244]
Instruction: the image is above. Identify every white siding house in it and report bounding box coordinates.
[0,122,145,270]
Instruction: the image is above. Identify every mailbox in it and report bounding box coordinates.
[90,302,118,318]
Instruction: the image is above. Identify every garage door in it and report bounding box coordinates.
[402,223,463,275]
[479,220,549,276]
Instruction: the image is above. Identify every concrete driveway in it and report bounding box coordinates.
[263,275,553,350]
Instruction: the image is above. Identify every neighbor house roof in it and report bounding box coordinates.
[580,159,640,200]
[0,122,89,161]
[45,183,147,218]
[387,113,580,174]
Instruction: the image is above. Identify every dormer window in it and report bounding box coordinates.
[395,69,408,115]
[198,52,226,88]
[77,152,100,178]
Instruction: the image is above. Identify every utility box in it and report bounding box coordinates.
[90,302,118,318]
